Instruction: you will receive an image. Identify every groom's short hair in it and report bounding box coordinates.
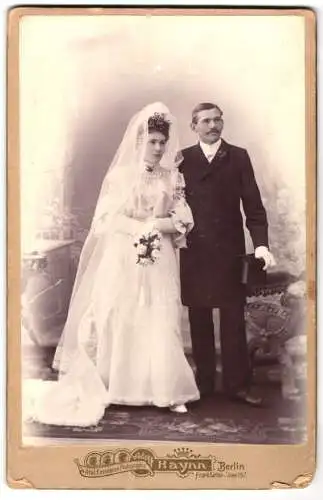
[192,103,223,124]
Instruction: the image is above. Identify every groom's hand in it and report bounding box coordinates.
[255,246,276,270]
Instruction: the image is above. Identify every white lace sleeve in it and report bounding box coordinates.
[170,171,194,248]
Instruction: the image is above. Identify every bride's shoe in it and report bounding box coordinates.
[170,404,187,414]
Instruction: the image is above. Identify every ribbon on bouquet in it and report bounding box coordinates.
[138,267,152,307]
[135,218,160,307]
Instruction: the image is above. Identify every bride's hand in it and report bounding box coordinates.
[142,217,159,234]
[150,217,161,231]
[151,217,177,234]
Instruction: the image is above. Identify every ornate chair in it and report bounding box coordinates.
[245,270,306,397]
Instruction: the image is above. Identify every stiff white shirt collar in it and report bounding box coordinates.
[199,139,222,163]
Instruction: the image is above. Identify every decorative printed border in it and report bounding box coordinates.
[75,447,247,480]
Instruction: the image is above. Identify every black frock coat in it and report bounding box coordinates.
[179,140,269,307]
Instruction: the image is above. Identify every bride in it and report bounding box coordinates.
[24,102,200,427]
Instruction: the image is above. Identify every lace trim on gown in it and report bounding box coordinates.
[170,171,194,248]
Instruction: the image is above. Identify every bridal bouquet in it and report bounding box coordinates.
[134,228,162,266]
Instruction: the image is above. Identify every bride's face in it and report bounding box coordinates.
[144,131,167,165]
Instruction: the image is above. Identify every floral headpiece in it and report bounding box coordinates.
[148,112,171,139]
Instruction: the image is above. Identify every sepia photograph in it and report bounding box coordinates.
[7,6,316,490]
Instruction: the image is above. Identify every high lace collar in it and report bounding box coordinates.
[142,163,169,181]
[144,161,160,173]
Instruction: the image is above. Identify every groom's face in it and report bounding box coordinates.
[191,108,224,145]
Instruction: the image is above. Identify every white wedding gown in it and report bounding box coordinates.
[23,167,200,427]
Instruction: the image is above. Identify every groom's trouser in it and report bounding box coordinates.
[188,301,251,395]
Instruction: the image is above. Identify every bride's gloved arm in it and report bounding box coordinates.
[166,171,194,247]
[113,214,145,236]
[93,213,144,237]
[153,217,178,234]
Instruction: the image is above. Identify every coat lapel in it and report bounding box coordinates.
[187,140,231,183]
[186,144,210,183]
[194,140,230,181]
[212,139,230,164]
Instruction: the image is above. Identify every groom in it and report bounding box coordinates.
[179,102,276,406]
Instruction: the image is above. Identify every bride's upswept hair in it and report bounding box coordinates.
[148,112,171,140]
[136,112,171,149]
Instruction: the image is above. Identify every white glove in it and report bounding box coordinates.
[255,246,276,270]
[93,215,138,237]
[114,215,143,236]
[93,215,154,237]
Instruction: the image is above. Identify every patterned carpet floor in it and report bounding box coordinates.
[22,342,307,445]
[24,383,306,445]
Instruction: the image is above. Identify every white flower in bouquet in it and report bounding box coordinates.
[137,243,147,255]
[143,256,152,266]
[134,225,162,265]
[150,228,162,239]
[150,239,161,250]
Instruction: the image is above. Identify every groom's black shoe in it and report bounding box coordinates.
[229,389,264,407]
